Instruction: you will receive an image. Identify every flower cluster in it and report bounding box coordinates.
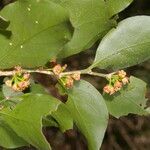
[63,72,81,88]
[103,70,129,95]
[5,66,30,92]
[52,64,67,76]
[52,64,81,88]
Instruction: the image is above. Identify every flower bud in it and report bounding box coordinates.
[15,66,22,71]
[18,81,30,91]
[65,76,74,88]
[103,85,110,94]
[23,73,30,80]
[62,64,67,71]
[18,81,25,88]
[114,81,122,91]
[72,72,81,81]
[122,77,129,85]
[109,87,115,95]
[118,70,126,79]
[103,85,115,95]
[12,84,20,91]
[14,66,23,75]
[53,64,62,75]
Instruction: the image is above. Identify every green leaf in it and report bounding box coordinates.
[106,0,133,16]
[52,103,73,132]
[0,120,28,149]
[66,80,108,150]
[104,76,149,118]
[0,89,4,100]
[1,84,24,108]
[0,0,71,69]
[29,83,47,94]
[42,116,59,128]
[30,83,72,130]
[92,16,150,70]
[56,0,132,58]
[0,16,10,29]
[0,94,61,150]
[2,84,23,99]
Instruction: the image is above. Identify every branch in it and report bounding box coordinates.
[0,68,115,79]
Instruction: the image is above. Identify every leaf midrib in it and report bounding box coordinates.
[93,40,150,67]
[0,20,67,63]
[0,111,37,124]
[68,95,92,147]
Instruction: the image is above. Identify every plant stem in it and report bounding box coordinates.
[0,68,115,79]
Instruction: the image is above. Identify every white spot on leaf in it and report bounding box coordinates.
[27,7,31,11]
[35,21,39,24]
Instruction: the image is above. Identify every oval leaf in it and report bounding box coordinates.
[66,80,108,150]
[0,0,71,69]
[0,94,61,150]
[92,16,150,70]
[56,0,132,58]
